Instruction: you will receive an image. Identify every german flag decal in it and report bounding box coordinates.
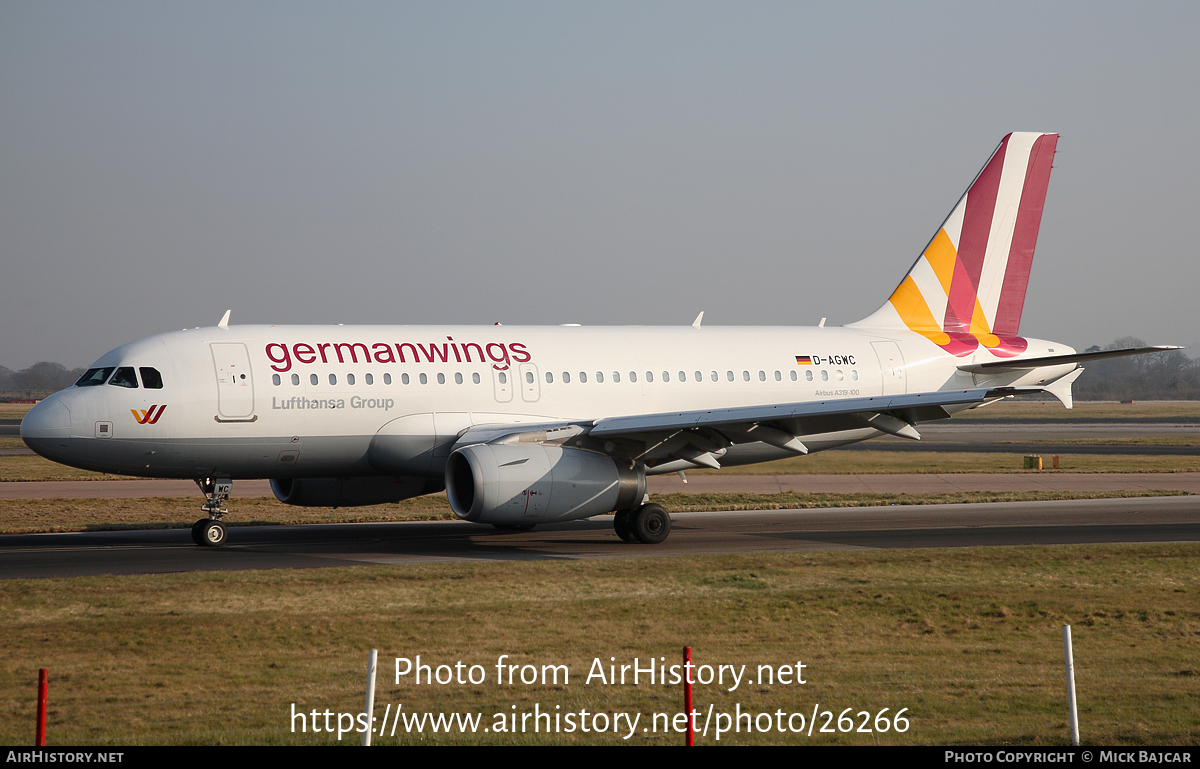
[795,356,813,365]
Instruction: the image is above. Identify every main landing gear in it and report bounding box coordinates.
[613,503,671,544]
[191,477,232,547]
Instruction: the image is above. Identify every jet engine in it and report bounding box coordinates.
[445,443,646,525]
[270,476,443,507]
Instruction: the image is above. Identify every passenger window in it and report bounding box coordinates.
[472,373,480,384]
[140,367,164,389]
[498,372,507,384]
[420,373,428,385]
[524,371,533,384]
[726,371,733,382]
[774,370,781,381]
[310,374,319,386]
[347,373,355,386]
[662,371,669,382]
[108,367,138,388]
[365,373,374,385]
[836,370,844,381]
[742,371,750,382]
[329,374,337,385]
[821,370,829,381]
[76,368,115,387]
[272,374,281,386]
[613,371,620,383]
[437,373,445,384]
[546,372,554,384]
[385,373,393,385]
[580,372,587,383]
[402,373,410,385]
[629,372,637,383]
[456,372,464,384]
[790,370,797,381]
[805,370,813,382]
[596,372,604,383]
[695,371,701,382]
[758,370,766,381]
[711,371,718,382]
[292,374,300,386]
[851,370,859,381]
[646,372,654,382]
[563,372,570,383]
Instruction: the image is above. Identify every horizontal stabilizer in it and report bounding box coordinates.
[956,346,1182,373]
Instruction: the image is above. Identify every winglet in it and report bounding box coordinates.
[217,310,231,329]
[692,311,704,329]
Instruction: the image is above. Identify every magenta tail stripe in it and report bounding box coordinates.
[943,135,1009,332]
[993,134,1057,336]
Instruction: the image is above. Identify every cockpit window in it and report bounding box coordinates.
[75,368,115,387]
[108,367,139,388]
[139,367,164,389]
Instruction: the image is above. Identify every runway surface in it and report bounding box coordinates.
[2,495,1196,580]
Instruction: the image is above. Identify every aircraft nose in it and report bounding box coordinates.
[20,396,72,449]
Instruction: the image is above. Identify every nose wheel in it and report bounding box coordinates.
[190,518,228,546]
[192,476,232,547]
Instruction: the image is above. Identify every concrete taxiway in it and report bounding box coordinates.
[1,495,1196,579]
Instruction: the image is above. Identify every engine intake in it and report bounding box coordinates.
[446,444,645,524]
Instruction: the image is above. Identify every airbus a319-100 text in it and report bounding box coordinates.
[21,133,1176,546]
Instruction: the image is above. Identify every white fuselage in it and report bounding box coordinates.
[21,323,1074,481]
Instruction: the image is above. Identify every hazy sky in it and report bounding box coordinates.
[2,2,1197,369]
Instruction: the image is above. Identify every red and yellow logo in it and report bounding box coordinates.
[131,405,167,425]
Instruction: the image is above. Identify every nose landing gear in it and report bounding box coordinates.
[190,476,232,547]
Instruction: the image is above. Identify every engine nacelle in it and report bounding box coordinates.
[445,444,646,524]
[270,476,443,507]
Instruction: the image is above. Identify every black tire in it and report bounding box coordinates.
[190,519,207,546]
[199,520,227,547]
[632,504,670,544]
[613,510,636,542]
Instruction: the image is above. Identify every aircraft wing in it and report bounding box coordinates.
[456,386,1032,470]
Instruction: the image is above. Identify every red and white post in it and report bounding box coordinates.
[35,668,48,746]
[683,647,693,746]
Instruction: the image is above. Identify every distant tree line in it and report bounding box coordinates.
[1,339,1196,401]
[0,362,86,400]
[1073,338,1200,401]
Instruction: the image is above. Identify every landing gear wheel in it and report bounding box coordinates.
[613,509,636,542]
[632,504,671,544]
[190,519,208,545]
[492,523,535,532]
[198,520,227,547]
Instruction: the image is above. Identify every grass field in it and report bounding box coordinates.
[1,545,1196,745]
[953,400,1200,420]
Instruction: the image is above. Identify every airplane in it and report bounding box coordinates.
[20,132,1177,547]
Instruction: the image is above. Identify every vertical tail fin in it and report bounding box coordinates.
[851,132,1058,357]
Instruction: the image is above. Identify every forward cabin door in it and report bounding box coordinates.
[211,343,257,420]
[871,341,907,396]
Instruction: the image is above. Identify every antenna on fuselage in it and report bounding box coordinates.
[217,310,231,329]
